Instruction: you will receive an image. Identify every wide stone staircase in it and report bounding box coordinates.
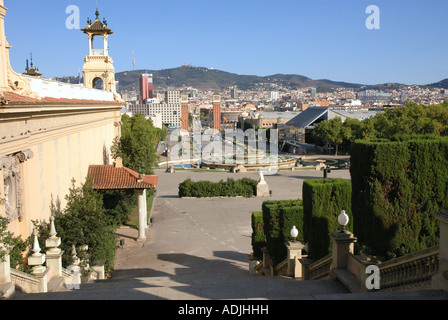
[7,258,448,300]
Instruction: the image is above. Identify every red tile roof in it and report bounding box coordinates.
[88,165,158,190]
[1,91,124,106]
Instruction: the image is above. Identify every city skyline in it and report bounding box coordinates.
[3,0,448,86]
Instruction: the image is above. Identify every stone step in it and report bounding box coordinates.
[8,270,448,301]
[0,282,15,299]
[47,277,65,292]
[332,268,361,293]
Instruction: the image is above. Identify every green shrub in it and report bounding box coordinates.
[0,217,28,271]
[55,178,117,273]
[101,189,137,227]
[351,136,445,259]
[262,199,303,266]
[178,178,257,198]
[303,179,352,260]
[251,211,265,260]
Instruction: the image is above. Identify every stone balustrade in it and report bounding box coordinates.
[0,216,107,298]
[303,253,332,280]
[296,209,448,294]
[10,268,41,294]
[277,208,448,295]
[378,246,439,291]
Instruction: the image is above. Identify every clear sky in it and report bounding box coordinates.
[3,0,448,85]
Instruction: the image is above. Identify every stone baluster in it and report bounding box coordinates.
[27,229,48,292]
[45,216,63,278]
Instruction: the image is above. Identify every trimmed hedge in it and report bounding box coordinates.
[178,178,257,198]
[251,211,265,260]
[303,179,352,260]
[350,135,445,259]
[262,199,304,266]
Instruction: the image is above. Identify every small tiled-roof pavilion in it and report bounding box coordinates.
[88,157,158,242]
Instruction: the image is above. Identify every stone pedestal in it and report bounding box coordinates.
[432,209,448,291]
[257,183,270,198]
[329,231,357,270]
[65,265,81,290]
[28,230,46,276]
[46,251,64,279]
[92,260,106,280]
[66,245,81,290]
[286,241,305,278]
[28,249,48,293]
[45,216,63,278]
[256,170,270,198]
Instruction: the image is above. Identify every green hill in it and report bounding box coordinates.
[427,78,448,89]
[112,66,368,92]
[58,65,447,92]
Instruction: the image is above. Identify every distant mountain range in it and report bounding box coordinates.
[59,65,448,92]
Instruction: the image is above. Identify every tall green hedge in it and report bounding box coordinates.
[350,135,445,259]
[262,199,304,266]
[178,178,257,198]
[303,179,352,260]
[251,211,265,260]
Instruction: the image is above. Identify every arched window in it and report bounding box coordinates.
[92,77,104,90]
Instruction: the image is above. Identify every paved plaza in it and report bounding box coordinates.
[106,165,353,300]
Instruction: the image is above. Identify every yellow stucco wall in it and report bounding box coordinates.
[0,106,121,240]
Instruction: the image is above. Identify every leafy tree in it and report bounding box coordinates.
[101,189,137,227]
[370,102,448,139]
[313,102,448,154]
[114,114,165,175]
[312,117,351,155]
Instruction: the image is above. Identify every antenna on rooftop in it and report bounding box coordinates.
[132,49,135,70]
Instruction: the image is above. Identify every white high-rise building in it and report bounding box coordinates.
[270,91,279,100]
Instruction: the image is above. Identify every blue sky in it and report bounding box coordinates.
[3,0,448,85]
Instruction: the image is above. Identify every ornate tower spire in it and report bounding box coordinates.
[81,7,122,102]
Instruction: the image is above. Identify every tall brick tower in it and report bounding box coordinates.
[140,73,152,104]
[212,90,221,131]
[181,92,189,131]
